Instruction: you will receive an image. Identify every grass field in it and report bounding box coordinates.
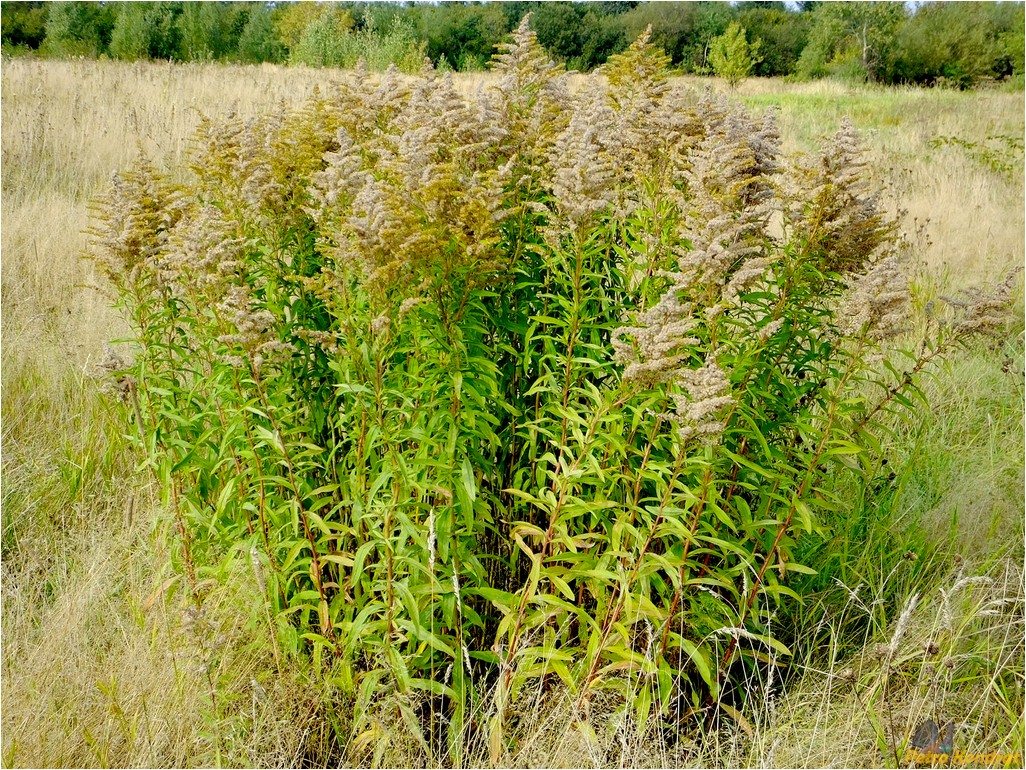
[2,57,1023,768]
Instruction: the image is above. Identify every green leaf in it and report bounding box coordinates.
[666,634,716,692]
[466,586,517,614]
[409,677,457,699]
[352,540,378,588]
[793,496,814,534]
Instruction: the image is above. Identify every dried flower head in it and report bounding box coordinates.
[944,266,1023,338]
[788,118,897,273]
[89,159,183,287]
[839,251,912,341]
[667,362,735,442]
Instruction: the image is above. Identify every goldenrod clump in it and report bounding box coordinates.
[87,17,1019,764]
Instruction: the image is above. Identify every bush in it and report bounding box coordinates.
[414,2,509,73]
[89,19,1017,763]
[290,11,425,73]
[1,0,48,51]
[287,5,354,68]
[888,2,1019,88]
[708,21,762,87]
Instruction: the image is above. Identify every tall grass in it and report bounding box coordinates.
[2,45,1022,768]
[733,80,1025,280]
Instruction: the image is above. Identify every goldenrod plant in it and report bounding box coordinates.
[84,19,1021,766]
[0,17,1014,769]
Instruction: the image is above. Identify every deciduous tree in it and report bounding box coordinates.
[709,21,762,87]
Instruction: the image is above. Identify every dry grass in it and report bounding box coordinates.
[2,58,345,363]
[730,79,1025,282]
[2,58,1022,768]
[1,508,327,767]
[757,561,1026,769]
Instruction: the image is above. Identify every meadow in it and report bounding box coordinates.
[1,51,1023,768]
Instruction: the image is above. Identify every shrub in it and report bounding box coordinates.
[236,3,285,65]
[290,11,425,74]
[286,5,354,69]
[89,19,1017,764]
[708,21,762,88]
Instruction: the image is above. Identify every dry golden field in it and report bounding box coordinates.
[1,57,1023,768]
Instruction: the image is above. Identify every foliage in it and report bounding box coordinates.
[797,1,905,82]
[708,21,762,88]
[272,1,327,56]
[348,16,427,73]
[412,2,509,73]
[522,2,629,71]
[107,3,149,61]
[1,0,48,52]
[88,18,1019,764]
[6,1,1025,87]
[177,1,248,62]
[736,6,810,78]
[525,2,582,63]
[887,2,1024,88]
[620,1,732,71]
[572,9,630,71]
[38,1,113,58]
[108,2,182,62]
[288,10,424,73]
[3,45,1021,767]
[286,5,356,68]
[929,133,1025,180]
[787,1,1023,86]
[236,3,285,65]
[995,3,1026,78]
[177,1,214,61]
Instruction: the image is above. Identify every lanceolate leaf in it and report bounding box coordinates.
[89,17,985,758]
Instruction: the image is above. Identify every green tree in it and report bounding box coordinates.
[108,3,148,59]
[691,0,734,68]
[621,1,733,71]
[39,1,112,57]
[1,0,48,52]
[531,2,585,63]
[798,1,905,82]
[708,21,762,87]
[288,5,355,67]
[178,1,213,59]
[737,5,810,76]
[273,1,325,56]
[572,9,629,70]
[998,27,1025,79]
[350,15,427,73]
[895,1,1023,86]
[621,2,698,66]
[177,1,247,61]
[108,2,182,61]
[412,2,508,71]
[237,2,285,63]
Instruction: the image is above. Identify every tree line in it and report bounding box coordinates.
[2,1,1023,87]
